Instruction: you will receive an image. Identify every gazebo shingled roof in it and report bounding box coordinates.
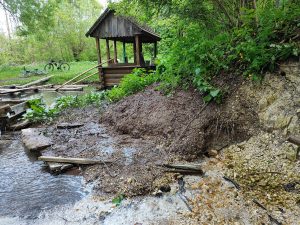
[86,8,160,43]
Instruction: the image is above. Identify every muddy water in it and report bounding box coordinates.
[0,134,89,220]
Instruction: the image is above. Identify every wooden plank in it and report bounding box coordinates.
[72,71,98,85]
[17,76,53,88]
[104,74,126,79]
[56,64,100,91]
[113,40,118,63]
[0,87,38,95]
[8,119,30,131]
[0,100,25,105]
[102,68,133,74]
[8,102,28,119]
[38,156,112,165]
[104,78,122,84]
[57,123,84,129]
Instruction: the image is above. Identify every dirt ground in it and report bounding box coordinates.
[33,61,300,224]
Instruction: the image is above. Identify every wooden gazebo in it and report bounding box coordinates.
[86,8,161,87]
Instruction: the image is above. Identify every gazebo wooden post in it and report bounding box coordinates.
[95,38,102,82]
[106,39,110,65]
[154,41,157,59]
[133,41,137,63]
[135,35,141,66]
[122,41,127,63]
[113,39,118,64]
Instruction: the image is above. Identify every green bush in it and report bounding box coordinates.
[107,68,160,102]
[23,91,106,123]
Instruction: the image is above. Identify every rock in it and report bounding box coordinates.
[21,128,53,151]
[159,184,171,192]
[208,149,218,157]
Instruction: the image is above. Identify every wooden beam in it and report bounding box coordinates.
[113,40,118,64]
[133,41,137,63]
[122,41,127,63]
[135,35,141,66]
[38,156,112,165]
[95,38,102,65]
[16,76,53,88]
[154,42,158,59]
[106,39,110,64]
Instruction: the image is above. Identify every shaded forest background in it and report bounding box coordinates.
[0,0,102,64]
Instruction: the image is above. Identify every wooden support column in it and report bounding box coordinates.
[133,41,136,63]
[95,38,102,82]
[122,41,127,63]
[135,35,141,66]
[113,40,118,64]
[154,42,157,59]
[106,39,110,65]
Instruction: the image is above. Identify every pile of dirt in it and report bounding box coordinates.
[101,81,259,159]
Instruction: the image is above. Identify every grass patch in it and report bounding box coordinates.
[0,61,99,86]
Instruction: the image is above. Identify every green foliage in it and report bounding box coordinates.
[24,99,59,123]
[112,194,125,206]
[107,68,160,102]
[113,0,300,103]
[23,91,106,123]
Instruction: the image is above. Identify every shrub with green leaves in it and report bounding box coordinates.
[23,91,106,123]
[107,68,160,102]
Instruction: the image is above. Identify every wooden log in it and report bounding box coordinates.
[72,71,98,85]
[38,156,112,165]
[287,136,300,146]
[17,76,53,88]
[57,123,84,129]
[0,100,25,104]
[0,87,38,95]
[8,119,30,131]
[41,87,83,92]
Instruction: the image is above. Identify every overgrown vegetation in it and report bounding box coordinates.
[23,91,106,123]
[113,0,300,102]
[107,68,160,102]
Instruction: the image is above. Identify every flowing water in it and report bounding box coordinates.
[0,134,90,220]
[0,89,95,221]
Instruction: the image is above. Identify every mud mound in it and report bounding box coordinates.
[101,83,259,158]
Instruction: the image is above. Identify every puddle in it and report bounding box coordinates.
[0,134,90,219]
[1,86,95,106]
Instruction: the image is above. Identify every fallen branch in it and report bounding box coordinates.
[158,163,203,171]
[38,156,112,165]
[253,199,282,225]
[223,176,241,190]
[164,169,203,175]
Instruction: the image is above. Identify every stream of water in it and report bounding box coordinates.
[0,135,89,220]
